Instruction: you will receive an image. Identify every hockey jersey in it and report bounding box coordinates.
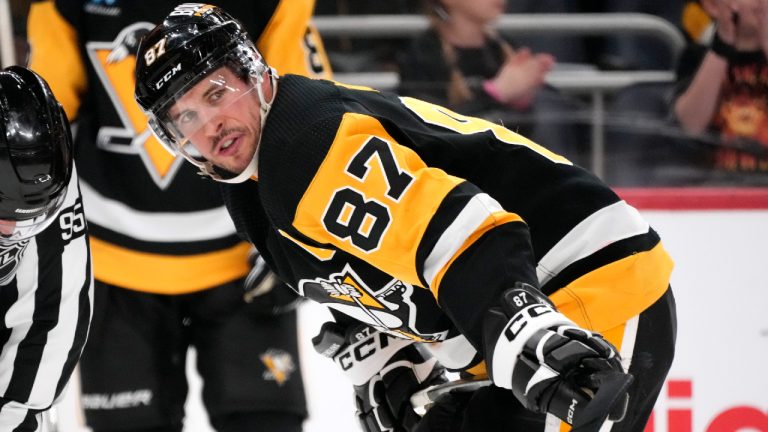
[27,0,330,294]
[221,75,674,372]
[0,167,92,431]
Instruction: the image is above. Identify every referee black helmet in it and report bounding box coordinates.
[0,66,73,243]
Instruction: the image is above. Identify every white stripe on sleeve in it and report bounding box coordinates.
[79,179,237,242]
[27,232,90,408]
[536,201,650,285]
[0,238,40,396]
[423,193,504,287]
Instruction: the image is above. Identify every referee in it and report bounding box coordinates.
[0,66,93,431]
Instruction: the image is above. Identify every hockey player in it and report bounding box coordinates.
[26,1,331,431]
[135,5,677,432]
[0,66,93,432]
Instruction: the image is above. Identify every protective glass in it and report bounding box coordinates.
[0,188,68,245]
[146,39,273,183]
[156,70,260,160]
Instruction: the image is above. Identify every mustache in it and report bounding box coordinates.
[213,127,248,149]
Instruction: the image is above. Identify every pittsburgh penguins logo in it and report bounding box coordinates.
[0,240,29,285]
[299,264,447,342]
[85,23,185,189]
[169,3,216,17]
[260,348,296,386]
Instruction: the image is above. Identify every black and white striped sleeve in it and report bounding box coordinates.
[0,168,93,432]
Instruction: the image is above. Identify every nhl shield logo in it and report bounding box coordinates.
[0,240,29,285]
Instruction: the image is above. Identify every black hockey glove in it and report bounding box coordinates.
[313,322,447,432]
[243,248,301,315]
[483,283,633,431]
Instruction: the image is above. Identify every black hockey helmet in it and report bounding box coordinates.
[135,3,275,183]
[0,66,73,244]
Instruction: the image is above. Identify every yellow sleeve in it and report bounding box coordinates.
[256,0,332,79]
[550,243,673,332]
[27,0,86,120]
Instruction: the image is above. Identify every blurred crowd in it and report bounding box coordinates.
[316,0,768,187]
[4,0,768,187]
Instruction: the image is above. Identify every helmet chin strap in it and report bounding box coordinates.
[216,157,258,184]
[212,66,278,184]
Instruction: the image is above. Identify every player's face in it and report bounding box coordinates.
[167,66,263,175]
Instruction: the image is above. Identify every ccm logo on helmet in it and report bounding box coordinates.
[155,63,182,90]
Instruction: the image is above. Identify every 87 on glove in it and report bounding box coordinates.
[313,322,446,432]
[484,283,633,431]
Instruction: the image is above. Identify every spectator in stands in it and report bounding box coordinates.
[397,0,588,163]
[602,1,709,187]
[398,0,553,113]
[673,0,768,176]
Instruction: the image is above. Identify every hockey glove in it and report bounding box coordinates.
[313,322,447,432]
[243,248,301,315]
[483,283,633,431]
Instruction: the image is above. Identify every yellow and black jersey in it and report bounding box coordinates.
[221,75,673,372]
[27,0,331,294]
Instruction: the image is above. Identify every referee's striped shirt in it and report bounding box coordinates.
[0,168,93,432]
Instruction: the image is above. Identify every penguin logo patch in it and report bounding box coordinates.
[260,349,296,386]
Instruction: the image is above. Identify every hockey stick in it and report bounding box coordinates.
[410,377,492,416]
[409,373,632,429]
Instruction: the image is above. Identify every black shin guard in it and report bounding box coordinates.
[210,412,303,432]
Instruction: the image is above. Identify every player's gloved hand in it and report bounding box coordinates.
[483,282,633,431]
[313,322,447,432]
[243,248,301,315]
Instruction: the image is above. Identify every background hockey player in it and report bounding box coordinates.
[134,5,677,432]
[0,66,93,432]
[26,1,331,431]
